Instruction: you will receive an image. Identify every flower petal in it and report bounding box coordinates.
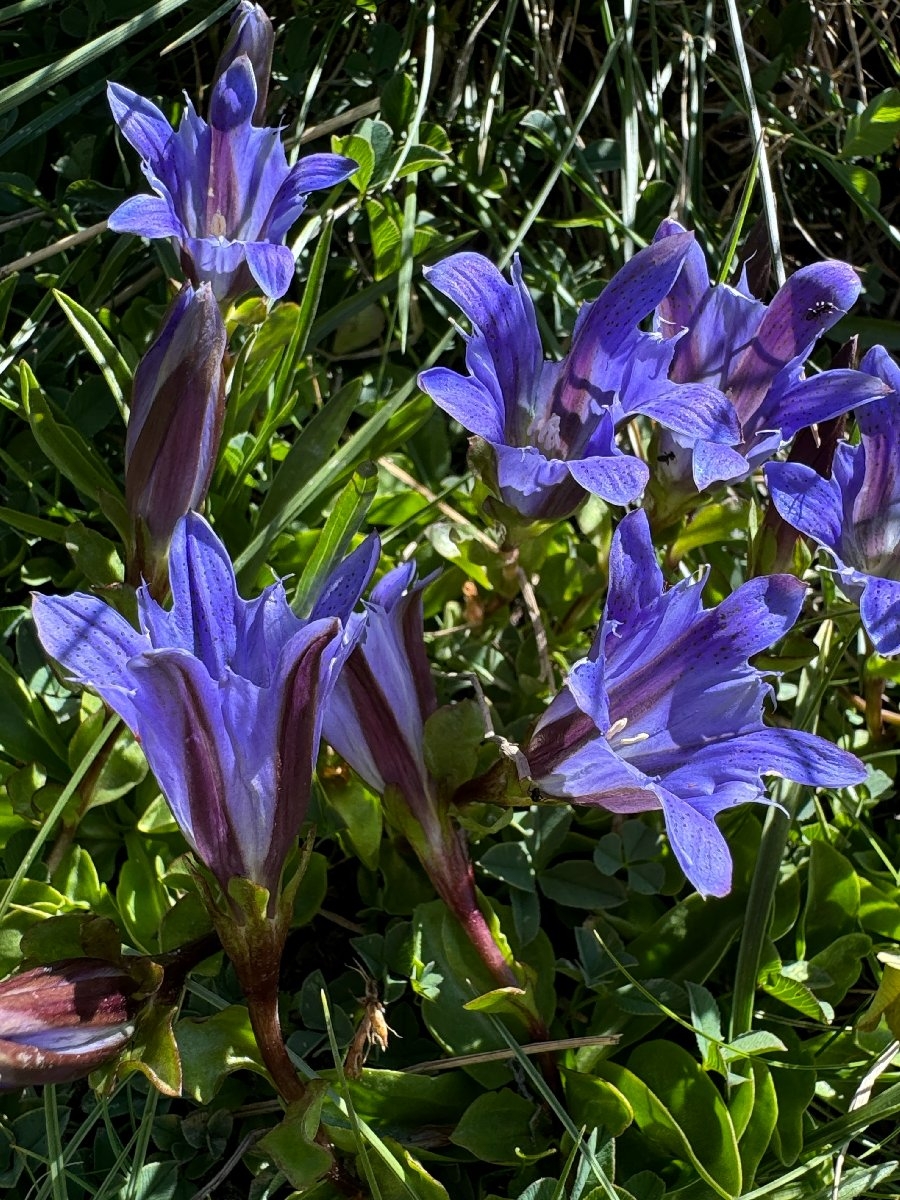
[657,788,734,897]
[286,153,358,194]
[31,594,147,731]
[107,194,183,239]
[308,533,381,623]
[860,577,900,656]
[691,440,750,489]
[417,368,505,442]
[107,83,172,164]
[160,514,240,676]
[630,382,740,444]
[566,453,648,506]
[764,461,844,550]
[244,240,296,299]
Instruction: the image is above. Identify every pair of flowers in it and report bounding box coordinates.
[419,227,900,656]
[33,510,864,908]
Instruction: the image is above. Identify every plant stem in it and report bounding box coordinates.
[244,981,306,1104]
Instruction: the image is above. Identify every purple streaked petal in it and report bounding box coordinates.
[417,368,505,442]
[757,367,889,442]
[860,578,900,656]
[729,261,861,425]
[559,235,693,406]
[652,219,710,337]
[764,462,844,550]
[669,282,764,391]
[628,382,740,444]
[107,194,184,239]
[107,83,172,165]
[265,621,343,891]
[128,650,246,887]
[244,240,296,299]
[31,593,147,730]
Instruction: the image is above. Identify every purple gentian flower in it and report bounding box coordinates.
[418,236,740,522]
[126,283,226,591]
[322,564,523,992]
[765,346,900,655]
[0,959,138,1090]
[32,514,378,897]
[525,509,865,897]
[211,2,275,125]
[107,59,356,301]
[652,219,882,489]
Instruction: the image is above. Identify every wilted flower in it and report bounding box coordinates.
[212,2,275,124]
[323,564,523,992]
[32,513,378,898]
[525,509,865,897]
[107,58,355,301]
[126,283,226,592]
[0,959,138,1090]
[651,219,882,492]
[418,236,739,523]
[765,346,900,655]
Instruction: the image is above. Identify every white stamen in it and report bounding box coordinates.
[605,717,628,740]
[618,732,650,747]
[210,211,227,237]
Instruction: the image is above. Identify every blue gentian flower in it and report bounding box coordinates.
[765,346,900,655]
[107,58,356,301]
[525,509,865,897]
[32,514,378,897]
[418,235,740,522]
[0,959,138,1090]
[125,283,226,591]
[652,219,882,489]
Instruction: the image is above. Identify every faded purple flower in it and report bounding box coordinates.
[126,283,226,590]
[212,2,275,124]
[32,514,378,897]
[107,58,355,301]
[525,509,865,897]
[0,959,138,1090]
[766,345,900,655]
[419,236,739,522]
[652,219,882,490]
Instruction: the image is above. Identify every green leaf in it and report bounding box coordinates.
[240,379,362,583]
[53,290,132,417]
[478,842,536,893]
[770,1044,815,1165]
[808,932,871,1005]
[64,522,125,586]
[600,1041,742,1199]
[116,836,170,950]
[19,363,129,540]
[758,963,834,1022]
[422,700,484,796]
[176,1004,266,1103]
[539,861,625,910]
[843,88,900,157]
[292,462,378,615]
[325,777,383,871]
[381,73,416,133]
[858,950,900,1039]
[258,1093,334,1189]
[561,1067,633,1137]
[114,1001,182,1098]
[801,840,859,956]
[734,1062,778,1188]
[332,133,376,192]
[291,851,328,927]
[451,1089,550,1165]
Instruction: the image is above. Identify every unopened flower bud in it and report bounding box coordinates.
[0,959,139,1089]
[212,2,275,124]
[125,283,226,592]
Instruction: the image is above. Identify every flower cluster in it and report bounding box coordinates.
[15,3,893,1160]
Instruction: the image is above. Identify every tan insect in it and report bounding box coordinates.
[344,963,397,1079]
